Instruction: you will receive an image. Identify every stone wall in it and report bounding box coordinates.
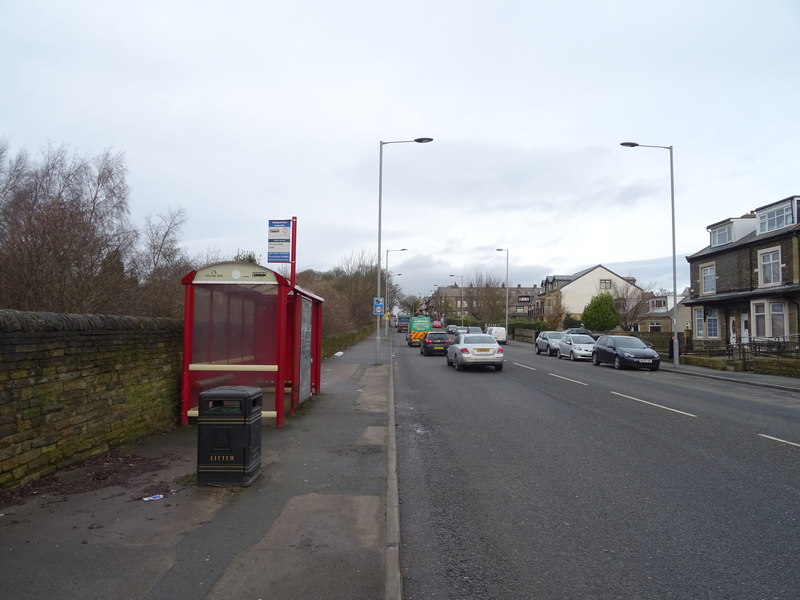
[0,310,183,489]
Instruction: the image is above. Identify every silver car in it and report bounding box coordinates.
[446,334,505,371]
[557,333,596,361]
[534,331,562,356]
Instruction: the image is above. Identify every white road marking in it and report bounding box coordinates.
[514,363,537,371]
[758,434,800,448]
[610,391,697,417]
[548,373,588,386]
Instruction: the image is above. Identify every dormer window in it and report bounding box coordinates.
[710,224,731,247]
[758,202,794,234]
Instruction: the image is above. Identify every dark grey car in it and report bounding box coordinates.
[592,335,660,371]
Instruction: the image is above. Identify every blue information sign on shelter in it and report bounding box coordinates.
[268,219,293,263]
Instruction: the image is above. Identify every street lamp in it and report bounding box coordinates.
[449,274,464,325]
[620,141,679,368]
[384,248,407,339]
[376,137,433,364]
[496,248,509,333]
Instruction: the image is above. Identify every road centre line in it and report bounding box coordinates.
[610,391,697,418]
[758,434,800,448]
[547,373,588,386]
[514,362,537,371]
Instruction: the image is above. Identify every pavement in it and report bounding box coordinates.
[1,337,799,600]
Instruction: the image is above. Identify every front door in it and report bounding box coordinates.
[740,309,750,344]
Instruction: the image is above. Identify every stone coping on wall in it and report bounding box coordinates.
[0,309,181,333]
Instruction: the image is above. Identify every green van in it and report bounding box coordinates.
[406,316,432,347]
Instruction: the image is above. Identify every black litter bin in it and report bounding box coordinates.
[197,386,262,486]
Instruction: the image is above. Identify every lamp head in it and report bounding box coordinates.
[620,142,640,148]
[414,137,434,143]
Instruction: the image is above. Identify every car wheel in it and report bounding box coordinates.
[569,351,576,361]
[495,363,503,372]
[548,347,555,356]
[446,354,453,367]
[535,344,541,355]
[455,357,463,371]
[592,353,600,366]
[613,356,622,370]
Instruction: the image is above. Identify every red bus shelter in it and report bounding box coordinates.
[180,261,324,427]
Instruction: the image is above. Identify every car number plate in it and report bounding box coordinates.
[475,348,490,353]
[433,346,444,350]
[639,359,652,363]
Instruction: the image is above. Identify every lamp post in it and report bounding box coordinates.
[449,274,464,325]
[384,248,407,339]
[376,137,433,365]
[496,248,509,333]
[620,141,679,368]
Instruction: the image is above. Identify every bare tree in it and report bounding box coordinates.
[398,294,419,316]
[611,280,651,331]
[131,208,194,318]
[294,250,378,335]
[0,143,137,313]
[545,289,566,330]
[463,270,504,322]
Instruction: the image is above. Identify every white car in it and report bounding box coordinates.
[485,326,507,344]
[557,333,596,361]
[446,334,505,371]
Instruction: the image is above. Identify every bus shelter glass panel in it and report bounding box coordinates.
[298,296,313,403]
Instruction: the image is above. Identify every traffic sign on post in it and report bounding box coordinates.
[373,297,385,315]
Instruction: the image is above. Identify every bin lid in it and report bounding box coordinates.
[198,385,263,400]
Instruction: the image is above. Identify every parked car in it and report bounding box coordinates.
[592,335,661,371]
[562,327,595,339]
[485,326,507,345]
[466,326,483,333]
[557,333,596,361]
[432,320,444,329]
[535,331,563,356]
[446,333,504,371]
[420,331,454,356]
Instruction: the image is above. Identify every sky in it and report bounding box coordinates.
[2,0,798,301]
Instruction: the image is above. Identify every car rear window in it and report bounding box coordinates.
[427,333,449,341]
[464,335,496,344]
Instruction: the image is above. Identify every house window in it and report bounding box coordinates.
[707,308,719,338]
[711,224,732,247]
[649,322,662,332]
[517,296,530,303]
[758,247,781,286]
[754,301,787,338]
[701,264,716,294]
[772,303,786,337]
[758,203,794,233]
[694,308,704,338]
[599,279,611,290]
